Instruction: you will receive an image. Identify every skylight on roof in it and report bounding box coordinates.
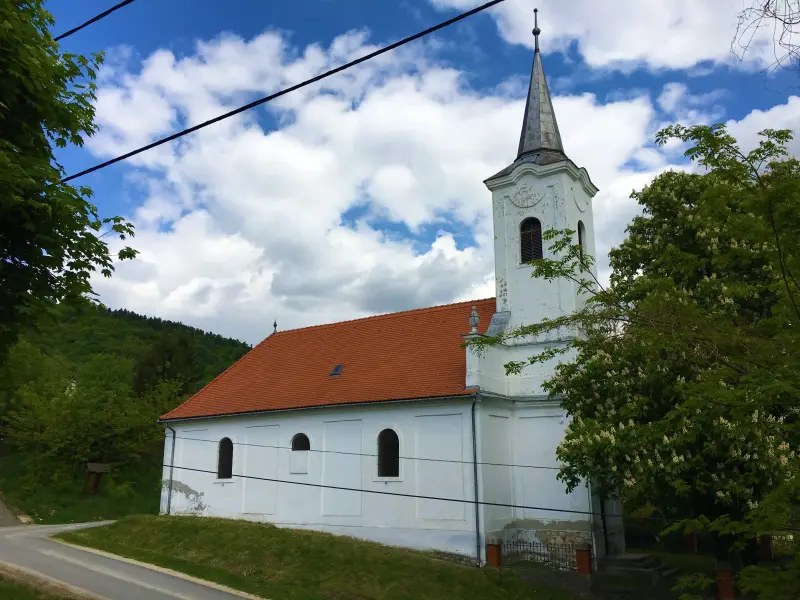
[330,364,344,377]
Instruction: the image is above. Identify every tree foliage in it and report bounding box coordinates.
[133,331,202,396]
[470,124,799,599]
[0,0,137,362]
[27,303,250,384]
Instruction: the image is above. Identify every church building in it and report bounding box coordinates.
[159,13,617,563]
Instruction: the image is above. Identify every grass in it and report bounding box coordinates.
[0,574,74,600]
[57,515,577,600]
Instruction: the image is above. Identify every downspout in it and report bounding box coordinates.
[165,424,177,516]
[471,397,481,565]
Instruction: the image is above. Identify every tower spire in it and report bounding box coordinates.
[517,8,565,160]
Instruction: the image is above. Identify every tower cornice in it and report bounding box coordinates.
[484,159,599,197]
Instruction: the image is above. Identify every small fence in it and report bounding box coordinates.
[494,539,593,573]
[502,539,578,571]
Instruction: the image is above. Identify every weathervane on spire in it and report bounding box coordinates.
[532,7,541,53]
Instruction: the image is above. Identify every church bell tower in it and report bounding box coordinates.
[483,9,599,334]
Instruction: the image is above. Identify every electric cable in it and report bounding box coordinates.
[54,0,137,42]
[60,0,508,183]
[175,434,562,471]
[164,463,630,521]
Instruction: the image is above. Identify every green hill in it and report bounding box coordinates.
[25,304,251,388]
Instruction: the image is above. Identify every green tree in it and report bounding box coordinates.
[133,331,202,396]
[0,0,137,363]
[470,124,799,599]
[5,351,184,491]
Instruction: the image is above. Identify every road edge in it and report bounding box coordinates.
[0,559,108,600]
[48,538,267,600]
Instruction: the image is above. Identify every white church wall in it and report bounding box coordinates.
[160,398,482,559]
[491,167,593,330]
[468,340,577,397]
[479,399,593,549]
[564,180,598,312]
[477,401,514,540]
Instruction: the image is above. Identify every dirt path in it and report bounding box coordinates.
[0,496,20,527]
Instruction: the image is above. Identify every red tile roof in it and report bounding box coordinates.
[160,298,496,421]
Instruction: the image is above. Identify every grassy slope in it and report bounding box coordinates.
[0,575,73,600]
[57,515,576,600]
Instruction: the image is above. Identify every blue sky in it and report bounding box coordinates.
[45,0,800,343]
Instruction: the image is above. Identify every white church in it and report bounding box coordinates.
[159,14,622,563]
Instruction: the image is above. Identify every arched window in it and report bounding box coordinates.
[577,220,586,261]
[520,218,543,263]
[291,433,310,451]
[217,437,233,479]
[377,429,400,477]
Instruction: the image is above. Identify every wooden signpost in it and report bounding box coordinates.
[82,463,111,497]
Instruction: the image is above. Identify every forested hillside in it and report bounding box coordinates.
[0,304,252,524]
[25,305,251,388]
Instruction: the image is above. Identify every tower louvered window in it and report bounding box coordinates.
[520,218,543,263]
[577,220,586,261]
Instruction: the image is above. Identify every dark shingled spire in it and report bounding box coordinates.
[516,8,565,160]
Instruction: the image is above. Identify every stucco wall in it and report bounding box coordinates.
[160,398,483,559]
[490,165,597,334]
[468,338,576,397]
[478,399,592,549]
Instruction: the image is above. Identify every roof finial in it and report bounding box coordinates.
[468,306,480,334]
[532,8,541,53]
[273,319,277,334]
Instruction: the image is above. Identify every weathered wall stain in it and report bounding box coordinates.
[162,479,208,513]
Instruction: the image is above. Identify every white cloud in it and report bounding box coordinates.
[430,0,776,72]
[726,96,800,155]
[88,27,800,344]
[657,82,728,120]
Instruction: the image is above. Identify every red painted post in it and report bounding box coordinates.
[715,563,735,599]
[486,542,502,567]
[576,546,592,575]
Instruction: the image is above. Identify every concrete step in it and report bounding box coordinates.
[599,553,659,570]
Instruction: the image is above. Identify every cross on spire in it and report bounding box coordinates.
[532,7,540,53]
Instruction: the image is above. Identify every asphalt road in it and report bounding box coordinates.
[0,522,261,600]
[0,497,18,527]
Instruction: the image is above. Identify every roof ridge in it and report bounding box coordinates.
[271,297,496,336]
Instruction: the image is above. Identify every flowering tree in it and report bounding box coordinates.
[469,124,799,598]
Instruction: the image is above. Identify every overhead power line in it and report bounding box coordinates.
[54,0,137,42]
[60,0,508,183]
[175,434,562,471]
[165,463,624,520]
